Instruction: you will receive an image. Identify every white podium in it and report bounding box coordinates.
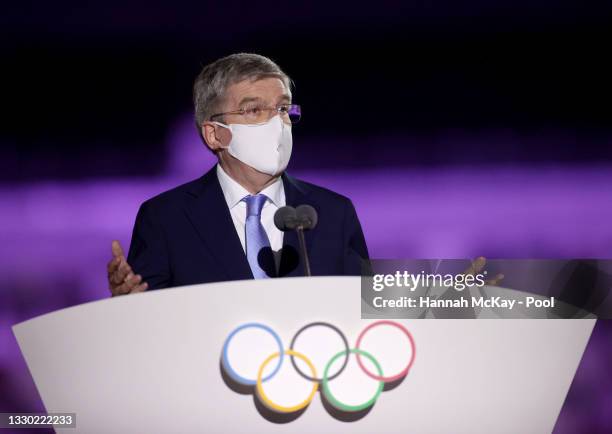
[13,277,594,434]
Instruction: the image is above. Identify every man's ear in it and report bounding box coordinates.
[201,121,231,152]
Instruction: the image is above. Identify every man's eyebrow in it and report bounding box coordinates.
[237,95,291,107]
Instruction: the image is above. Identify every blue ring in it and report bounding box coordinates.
[222,323,284,385]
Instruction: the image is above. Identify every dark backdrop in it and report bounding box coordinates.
[3,1,611,179]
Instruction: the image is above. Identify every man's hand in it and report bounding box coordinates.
[107,240,148,296]
[465,256,504,286]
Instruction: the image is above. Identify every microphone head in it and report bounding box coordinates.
[296,205,318,230]
[274,206,298,231]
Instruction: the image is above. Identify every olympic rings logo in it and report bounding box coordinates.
[220,320,416,422]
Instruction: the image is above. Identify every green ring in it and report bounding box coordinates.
[322,348,384,412]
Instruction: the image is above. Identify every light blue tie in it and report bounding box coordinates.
[244,194,273,279]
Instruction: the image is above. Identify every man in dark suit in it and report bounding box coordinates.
[107,53,368,295]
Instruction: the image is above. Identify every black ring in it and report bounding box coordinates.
[289,321,350,383]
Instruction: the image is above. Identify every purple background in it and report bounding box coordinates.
[2,1,612,432]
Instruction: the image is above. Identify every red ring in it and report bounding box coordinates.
[355,320,416,382]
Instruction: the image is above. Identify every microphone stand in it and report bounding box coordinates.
[274,205,316,278]
[295,224,312,277]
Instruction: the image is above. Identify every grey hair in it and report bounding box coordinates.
[193,53,293,141]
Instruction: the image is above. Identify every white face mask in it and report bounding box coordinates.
[213,115,292,176]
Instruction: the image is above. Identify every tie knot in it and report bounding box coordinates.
[244,194,267,217]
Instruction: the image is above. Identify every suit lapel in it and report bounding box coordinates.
[184,166,253,281]
[279,172,316,277]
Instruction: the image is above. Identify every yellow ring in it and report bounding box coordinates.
[256,350,318,413]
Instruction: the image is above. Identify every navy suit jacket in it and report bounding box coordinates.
[127,165,369,289]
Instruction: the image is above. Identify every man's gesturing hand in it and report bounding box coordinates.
[107,240,148,296]
[465,256,504,286]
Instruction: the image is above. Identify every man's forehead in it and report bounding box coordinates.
[226,77,291,103]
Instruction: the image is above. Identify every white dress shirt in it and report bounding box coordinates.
[216,164,285,264]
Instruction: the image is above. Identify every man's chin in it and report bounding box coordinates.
[224,156,284,178]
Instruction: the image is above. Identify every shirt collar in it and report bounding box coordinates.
[216,164,284,209]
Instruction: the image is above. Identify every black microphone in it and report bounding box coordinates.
[274,205,318,277]
[273,206,298,231]
[295,205,318,230]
